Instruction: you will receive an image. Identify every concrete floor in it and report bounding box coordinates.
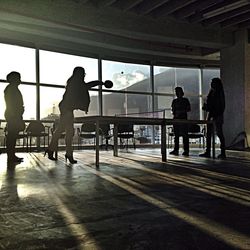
[0,149,249,250]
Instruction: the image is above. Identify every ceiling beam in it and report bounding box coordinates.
[135,0,170,15]
[238,18,250,28]
[203,4,250,26]
[97,0,118,7]
[174,0,222,19]
[151,0,196,18]
[115,0,144,12]
[220,11,250,27]
[0,19,213,59]
[0,0,234,49]
[189,0,240,23]
[72,0,89,3]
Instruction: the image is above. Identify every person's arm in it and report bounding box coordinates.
[85,80,104,89]
[171,100,175,117]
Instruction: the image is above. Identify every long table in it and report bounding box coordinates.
[75,116,215,167]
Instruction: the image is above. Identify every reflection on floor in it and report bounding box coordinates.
[0,149,250,249]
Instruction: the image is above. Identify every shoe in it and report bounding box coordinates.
[15,156,23,161]
[169,150,179,156]
[199,152,211,158]
[44,149,57,161]
[7,156,23,163]
[182,151,189,156]
[218,153,226,159]
[65,154,77,164]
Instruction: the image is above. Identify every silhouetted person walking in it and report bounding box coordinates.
[170,87,191,156]
[200,78,226,159]
[4,72,25,163]
[46,66,112,163]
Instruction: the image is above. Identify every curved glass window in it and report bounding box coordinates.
[102,60,151,92]
[0,43,35,82]
[202,69,220,95]
[154,66,175,94]
[40,50,98,85]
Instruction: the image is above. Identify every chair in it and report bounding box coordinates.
[25,121,49,151]
[100,123,113,150]
[78,122,101,148]
[188,124,205,148]
[167,124,205,149]
[117,124,136,149]
[167,126,175,148]
[4,124,27,150]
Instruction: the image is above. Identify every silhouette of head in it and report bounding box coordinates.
[211,78,223,92]
[73,67,85,79]
[6,71,21,85]
[175,87,184,97]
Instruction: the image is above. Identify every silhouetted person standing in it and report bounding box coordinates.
[4,72,25,163]
[170,87,191,156]
[200,77,226,159]
[46,66,111,163]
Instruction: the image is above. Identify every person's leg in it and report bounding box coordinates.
[64,112,77,163]
[64,112,74,156]
[170,125,179,155]
[182,125,189,156]
[200,123,212,157]
[6,122,19,161]
[48,114,66,154]
[216,122,226,158]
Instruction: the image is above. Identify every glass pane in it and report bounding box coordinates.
[40,50,98,85]
[188,96,200,120]
[19,85,36,120]
[103,92,153,145]
[103,92,152,116]
[0,43,36,82]
[0,82,7,119]
[102,60,151,92]
[176,68,200,95]
[154,95,174,118]
[154,66,176,94]
[0,83,36,120]
[40,86,65,120]
[202,68,220,95]
[0,121,6,148]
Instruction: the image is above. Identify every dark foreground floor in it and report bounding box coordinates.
[0,149,250,250]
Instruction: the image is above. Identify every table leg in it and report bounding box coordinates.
[114,123,118,157]
[161,123,167,162]
[96,120,100,167]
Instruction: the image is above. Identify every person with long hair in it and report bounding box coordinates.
[200,77,226,159]
[45,66,111,164]
[4,71,25,163]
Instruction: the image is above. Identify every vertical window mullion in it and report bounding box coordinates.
[36,48,40,149]
[151,64,156,144]
[98,58,103,116]
[199,67,203,120]
[36,48,40,121]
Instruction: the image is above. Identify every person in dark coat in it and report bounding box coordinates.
[200,77,226,158]
[170,87,191,156]
[46,66,108,163]
[4,71,25,163]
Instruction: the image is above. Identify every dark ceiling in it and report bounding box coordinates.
[0,0,249,66]
[92,0,250,30]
